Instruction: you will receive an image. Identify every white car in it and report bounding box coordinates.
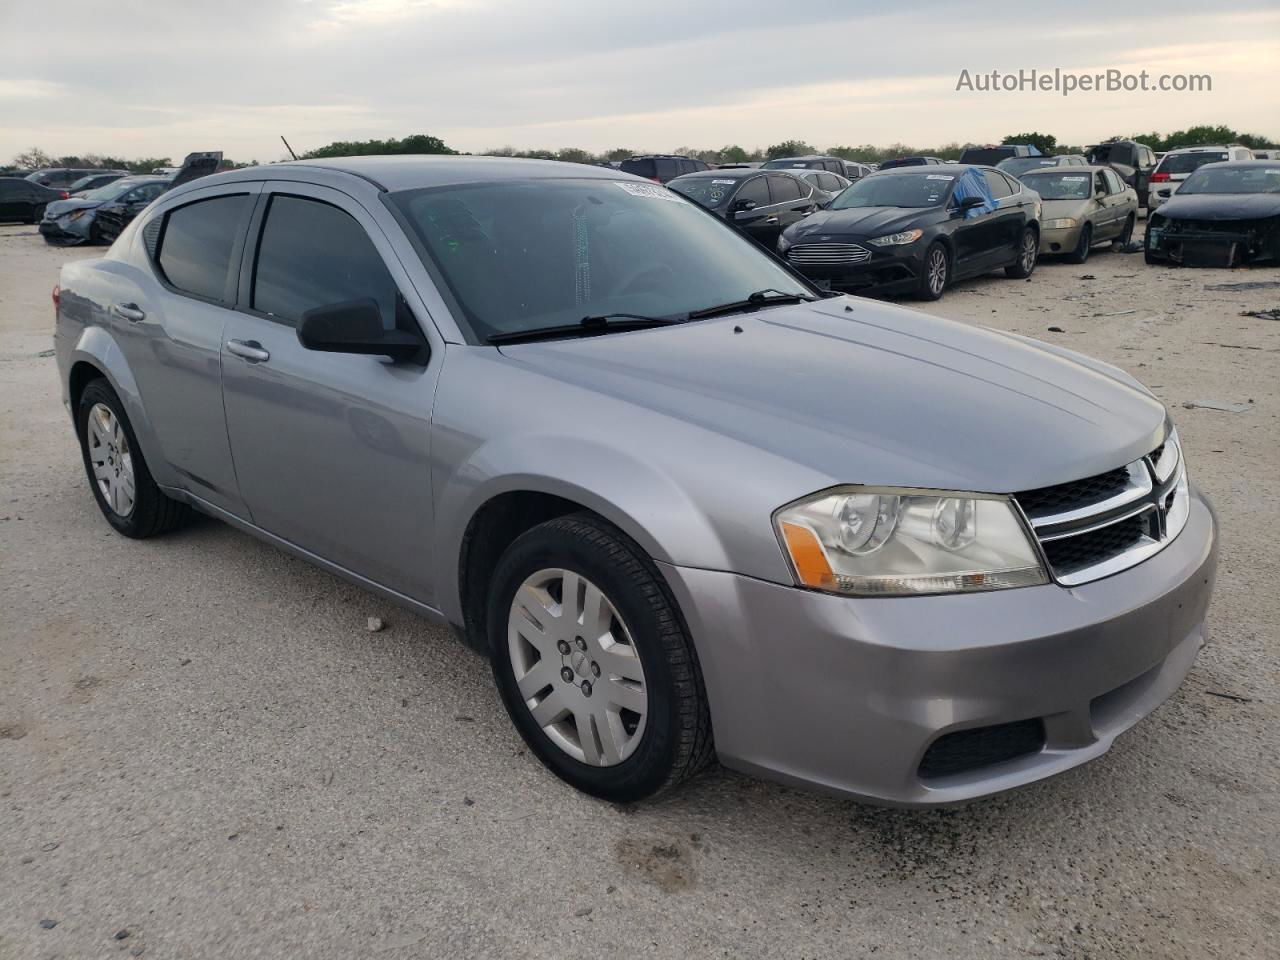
[1148,145,1254,210]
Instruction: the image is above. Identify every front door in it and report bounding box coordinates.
[219,184,442,602]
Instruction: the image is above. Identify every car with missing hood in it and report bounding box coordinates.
[1145,159,1280,267]
[53,155,1216,807]
[92,151,222,244]
[1085,140,1158,207]
[1020,166,1138,263]
[40,176,169,245]
[778,165,1040,300]
[667,167,819,249]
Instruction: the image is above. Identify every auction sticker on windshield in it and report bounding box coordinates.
[615,182,687,203]
[926,175,955,180]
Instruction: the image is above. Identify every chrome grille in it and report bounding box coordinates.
[787,242,871,264]
[1015,431,1188,586]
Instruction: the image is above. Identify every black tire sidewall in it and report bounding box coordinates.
[1071,224,1092,263]
[76,380,157,537]
[916,242,947,301]
[487,519,690,802]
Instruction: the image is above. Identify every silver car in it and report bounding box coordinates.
[1023,165,1139,262]
[54,157,1217,806]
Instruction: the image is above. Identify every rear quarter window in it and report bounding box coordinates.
[619,158,656,180]
[156,194,252,302]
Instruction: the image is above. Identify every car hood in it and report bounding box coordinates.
[46,198,102,218]
[783,206,935,241]
[1156,193,1280,220]
[496,299,1166,493]
[1040,197,1092,219]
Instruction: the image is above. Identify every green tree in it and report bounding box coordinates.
[303,133,456,159]
[555,147,596,165]
[603,147,635,162]
[765,140,815,159]
[1002,132,1057,154]
[718,144,749,163]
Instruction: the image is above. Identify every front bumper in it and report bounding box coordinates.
[1146,218,1280,266]
[1040,223,1085,255]
[659,488,1217,807]
[784,240,925,296]
[39,216,92,244]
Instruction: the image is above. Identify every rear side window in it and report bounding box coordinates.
[252,194,400,328]
[157,194,252,301]
[769,175,802,202]
[654,158,677,181]
[735,177,770,206]
[982,170,1013,198]
[1103,170,1124,193]
[619,158,656,179]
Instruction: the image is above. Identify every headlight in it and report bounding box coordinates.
[775,487,1048,596]
[1043,218,1078,229]
[66,210,87,222]
[868,228,923,247]
[776,233,792,253]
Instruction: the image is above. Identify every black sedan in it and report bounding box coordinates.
[667,168,819,250]
[1145,160,1280,267]
[777,166,1040,300]
[0,178,65,223]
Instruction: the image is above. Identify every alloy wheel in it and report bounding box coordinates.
[85,402,135,516]
[1021,231,1038,271]
[927,247,947,296]
[507,567,648,766]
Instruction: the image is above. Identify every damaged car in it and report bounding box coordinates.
[93,151,222,244]
[1145,160,1280,267]
[1021,166,1137,263]
[40,176,169,245]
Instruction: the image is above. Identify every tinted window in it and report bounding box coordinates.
[619,158,656,179]
[157,194,251,301]
[768,175,802,202]
[654,158,677,181]
[735,177,770,206]
[982,170,1013,198]
[253,195,400,328]
[823,161,842,174]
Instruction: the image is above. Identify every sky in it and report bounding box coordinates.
[1,0,1277,164]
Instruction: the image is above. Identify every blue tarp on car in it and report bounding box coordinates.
[952,167,996,218]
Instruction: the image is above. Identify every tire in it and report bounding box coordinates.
[914,242,949,301]
[1005,226,1038,278]
[76,378,191,538]
[1114,215,1135,249]
[488,513,714,802]
[1066,223,1093,264]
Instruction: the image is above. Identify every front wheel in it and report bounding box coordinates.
[488,514,713,802]
[1066,223,1093,264]
[76,378,190,538]
[1006,227,1038,278]
[915,242,949,300]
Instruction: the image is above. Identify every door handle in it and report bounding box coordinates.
[226,339,270,363]
[764,216,779,225]
[111,303,145,323]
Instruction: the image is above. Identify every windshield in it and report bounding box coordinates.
[1178,165,1280,195]
[1156,152,1227,175]
[829,173,953,209]
[1021,172,1093,200]
[667,176,739,209]
[997,157,1061,177]
[391,178,811,341]
[84,179,144,201]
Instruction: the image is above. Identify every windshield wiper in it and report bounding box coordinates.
[686,288,815,321]
[487,313,682,345]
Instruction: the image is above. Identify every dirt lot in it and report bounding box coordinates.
[1,220,1277,960]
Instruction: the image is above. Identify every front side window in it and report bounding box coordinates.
[157,194,252,301]
[390,178,810,342]
[733,177,770,207]
[252,195,400,327]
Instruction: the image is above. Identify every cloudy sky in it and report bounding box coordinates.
[1,0,1277,163]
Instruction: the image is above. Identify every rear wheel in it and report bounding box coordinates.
[1114,214,1135,249]
[1005,227,1038,278]
[488,514,713,802]
[1066,223,1093,264]
[76,379,190,538]
[915,242,949,300]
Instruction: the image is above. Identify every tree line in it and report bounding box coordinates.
[6,124,1275,174]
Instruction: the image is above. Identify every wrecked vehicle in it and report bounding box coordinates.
[1145,160,1280,267]
[1085,139,1158,207]
[1148,145,1254,211]
[1021,166,1137,263]
[66,171,131,197]
[40,176,168,245]
[94,151,222,244]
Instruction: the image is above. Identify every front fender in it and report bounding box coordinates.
[433,432,732,625]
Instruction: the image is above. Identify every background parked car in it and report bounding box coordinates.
[761,155,850,176]
[878,156,944,170]
[959,144,1042,166]
[791,168,851,205]
[777,165,1040,300]
[92,151,221,243]
[996,155,1088,178]
[0,177,65,223]
[24,167,117,189]
[667,168,818,249]
[66,171,131,196]
[1148,145,1254,211]
[40,176,169,245]
[1146,159,1280,267]
[1085,139,1158,207]
[1021,166,1137,262]
[618,155,709,183]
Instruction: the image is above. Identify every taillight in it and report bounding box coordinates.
[60,191,70,199]
[1150,173,1170,183]
[52,284,60,311]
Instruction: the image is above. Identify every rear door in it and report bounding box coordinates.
[114,184,259,515]
[980,170,1023,264]
[220,183,442,601]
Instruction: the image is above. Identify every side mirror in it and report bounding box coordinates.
[298,298,426,363]
[731,198,758,219]
[952,195,984,216]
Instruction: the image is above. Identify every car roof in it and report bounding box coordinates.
[1163,145,1238,153]
[868,164,978,176]
[671,168,793,181]
[1194,159,1278,168]
[1021,165,1111,175]
[767,155,838,162]
[181,156,649,195]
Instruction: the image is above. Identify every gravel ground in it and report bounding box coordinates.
[1,220,1277,960]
